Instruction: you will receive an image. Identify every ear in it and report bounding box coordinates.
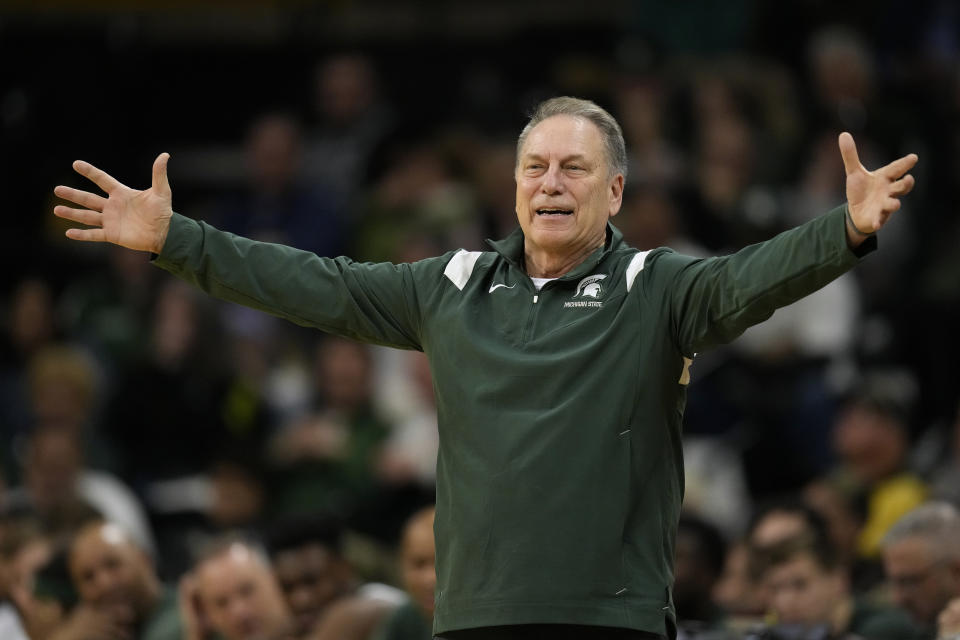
[608,174,625,217]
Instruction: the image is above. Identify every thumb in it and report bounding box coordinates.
[838,132,861,176]
[152,152,171,196]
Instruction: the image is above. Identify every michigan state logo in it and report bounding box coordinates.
[565,274,607,308]
[574,274,607,298]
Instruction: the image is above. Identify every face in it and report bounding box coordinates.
[766,553,845,627]
[515,115,623,261]
[712,543,765,617]
[196,545,290,640]
[69,524,156,626]
[273,544,349,636]
[884,536,960,625]
[401,510,436,617]
[833,404,906,484]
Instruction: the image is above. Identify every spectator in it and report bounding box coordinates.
[713,540,766,631]
[206,112,346,258]
[0,277,59,454]
[5,425,154,554]
[830,376,928,560]
[759,532,918,639]
[372,506,436,640]
[270,336,391,526]
[182,537,293,640]
[302,54,394,206]
[104,280,226,486]
[266,514,404,639]
[882,502,960,637]
[673,514,727,632]
[59,521,181,640]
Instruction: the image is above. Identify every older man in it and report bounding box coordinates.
[60,521,181,640]
[54,96,917,640]
[882,502,960,639]
[182,538,294,640]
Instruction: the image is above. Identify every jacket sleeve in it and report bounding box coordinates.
[152,213,440,350]
[643,204,875,357]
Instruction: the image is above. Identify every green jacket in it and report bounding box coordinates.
[154,205,872,637]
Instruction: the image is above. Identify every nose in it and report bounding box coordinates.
[540,164,564,195]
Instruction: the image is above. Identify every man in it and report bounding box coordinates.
[54,96,917,640]
[182,538,294,640]
[266,515,404,638]
[59,521,181,640]
[882,502,960,638]
[760,532,918,639]
[373,506,436,640]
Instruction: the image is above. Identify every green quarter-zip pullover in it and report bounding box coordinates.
[153,204,873,638]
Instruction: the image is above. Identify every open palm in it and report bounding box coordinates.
[839,132,917,234]
[54,153,174,254]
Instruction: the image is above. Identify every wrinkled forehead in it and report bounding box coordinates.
[518,115,606,163]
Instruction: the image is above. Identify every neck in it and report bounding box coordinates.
[523,237,604,278]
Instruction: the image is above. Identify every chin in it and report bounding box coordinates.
[529,226,576,249]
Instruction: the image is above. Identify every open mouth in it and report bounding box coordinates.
[536,208,573,216]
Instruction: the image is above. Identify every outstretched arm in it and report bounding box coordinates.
[654,133,919,356]
[53,154,435,350]
[53,153,173,254]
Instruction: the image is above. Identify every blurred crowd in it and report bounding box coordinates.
[3,2,960,639]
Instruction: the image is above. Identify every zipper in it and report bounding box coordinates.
[522,279,558,341]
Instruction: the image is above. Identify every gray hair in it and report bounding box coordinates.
[516,96,628,178]
[883,502,960,560]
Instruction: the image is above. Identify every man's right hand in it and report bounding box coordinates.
[54,153,174,255]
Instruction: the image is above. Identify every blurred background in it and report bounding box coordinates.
[2,0,960,633]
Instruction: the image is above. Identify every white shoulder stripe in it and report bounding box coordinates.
[625,250,651,292]
[443,250,484,290]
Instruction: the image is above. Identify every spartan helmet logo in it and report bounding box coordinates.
[574,274,607,299]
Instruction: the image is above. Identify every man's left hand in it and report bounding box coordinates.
[838,132,917,240]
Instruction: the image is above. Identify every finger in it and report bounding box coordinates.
[884,198,902,214]
[54,185,107,211]
[73,160,124,194]
[152,152,171,196]
[880,153,919,180]
[54,205,103,226]
[65,227,107,242]
[838,132,862,176]
[889,174,915,197]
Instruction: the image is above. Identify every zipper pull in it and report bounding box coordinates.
[533,294,539,303]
